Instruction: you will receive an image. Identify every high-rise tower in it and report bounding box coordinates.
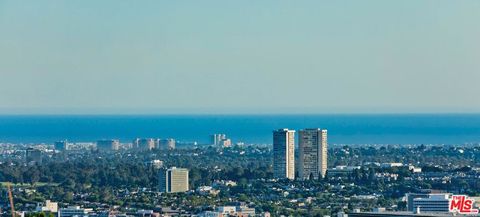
[298,128,328,179]
[273,129,295,180]
[159,167,189,193]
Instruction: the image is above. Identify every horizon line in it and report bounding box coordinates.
[1,112,480,116]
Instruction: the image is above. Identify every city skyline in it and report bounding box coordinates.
[2,1,480,216]
[1,1,480,114]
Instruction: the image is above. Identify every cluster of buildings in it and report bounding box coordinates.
[53,141,96,151]
[211,134,232,148]
[343,192,480,217]
[28,185,477,217]
[33,201,183,217]
[25,188,265,217]
[31,193,262,217]
[34,201,93,217]
[9,130,480,217]
[273,128,328,180]
[53,138,176,152]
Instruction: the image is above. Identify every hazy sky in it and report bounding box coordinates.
[1,1,479,114]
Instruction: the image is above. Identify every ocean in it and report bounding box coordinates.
[0,114,479,145]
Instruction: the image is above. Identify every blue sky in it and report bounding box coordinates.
[0,1,479,114]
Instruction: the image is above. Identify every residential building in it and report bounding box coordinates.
[217,206,236,215]
[157,138,176,150]
[298,128,328,179]
[146,160,164,169]
[135,210,160,217]
[96,139,120,151]
[211,134,226,146]
[133,138,155,150]
[273,129,295,180]
[54,140,68,151]
[381,163,404,168]
[236,205,256,216]
[159,167,189,193]
[219,139,232,148]
[35,200,58,213]
[200,211,222,217]
[200,204,256,217]
[26,148,42,163]
[59,206,92,217]
[408,165,422,173]
[327,166,361,176]
[68,142,96,151]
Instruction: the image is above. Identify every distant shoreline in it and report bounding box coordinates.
[0,114,479,144]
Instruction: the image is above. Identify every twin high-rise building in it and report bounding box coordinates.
[273,129,296,180]
[132,138,176,150]
[273,128,328,180]
[298,129,328,179]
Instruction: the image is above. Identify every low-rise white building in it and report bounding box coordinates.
[59,206,92,217]
[381,163,403,168]
[200,205,255,217]
[328,166,361,176]
[35,200,58,213]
